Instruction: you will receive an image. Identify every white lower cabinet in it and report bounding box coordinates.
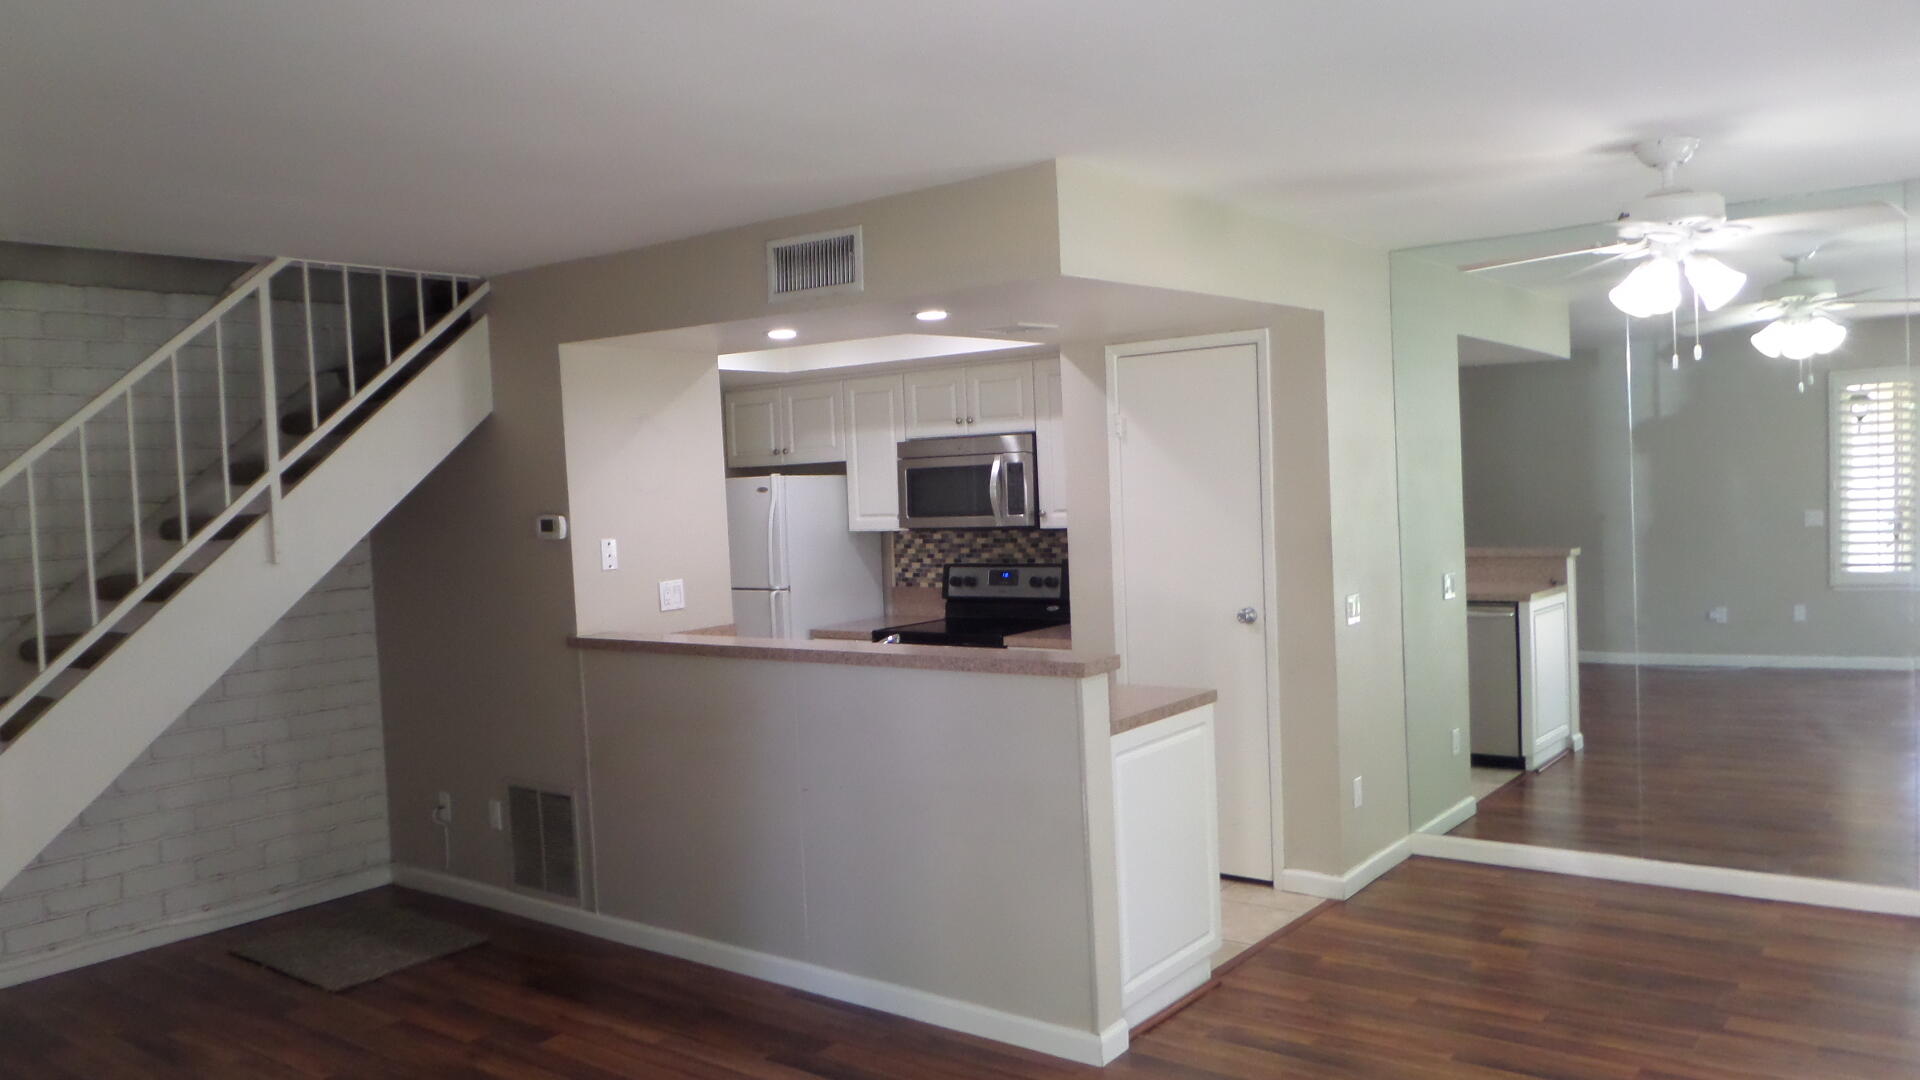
[842,374,905,530]
[1112,703,1219,1026]
[1521,590,1573,767]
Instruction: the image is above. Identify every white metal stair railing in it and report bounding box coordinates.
[0,257,489,738]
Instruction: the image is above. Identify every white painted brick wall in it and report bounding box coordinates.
[0,542,388,965]
[0,278,347,639]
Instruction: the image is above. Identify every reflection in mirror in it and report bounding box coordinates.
[1400,177,1916,888]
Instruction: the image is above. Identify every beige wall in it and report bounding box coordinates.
[1462,317,1915,660]
[1389,254,1568,830]
[558,343,732,635]
[1053,161,1405,874]
[373,165,1065,888]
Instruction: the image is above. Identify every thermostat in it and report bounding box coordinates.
[535,514,569,540]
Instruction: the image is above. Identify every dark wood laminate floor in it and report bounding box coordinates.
[1451,664,1920,886]
[6,859,1920,1077]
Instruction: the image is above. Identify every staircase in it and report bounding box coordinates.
[0,258,493,890]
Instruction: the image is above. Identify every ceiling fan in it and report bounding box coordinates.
[1698,252,1920,382]
[1464,136,1907,320]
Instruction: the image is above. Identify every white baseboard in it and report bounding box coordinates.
[392,864,1127,1066]
[0,865,392,989]
[1278,836,1411,901]
[1581,650,1915,672]
[1123,955,1210,1028]
[1416,796,1477,836]
[1408,834,1920,918]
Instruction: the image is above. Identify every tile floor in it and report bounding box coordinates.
[1470,764,1521,800]
[1211,879,1324,967]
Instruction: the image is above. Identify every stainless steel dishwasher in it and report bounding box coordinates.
[1467,603,1523,766]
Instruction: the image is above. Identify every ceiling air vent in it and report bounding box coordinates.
[508,784,580,901]
[768,226,863,301]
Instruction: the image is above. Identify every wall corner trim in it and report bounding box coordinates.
[1277,836,1411,900]
[1416,796,1478,836]
[391,864,1127,1066]
[0,866,392,990]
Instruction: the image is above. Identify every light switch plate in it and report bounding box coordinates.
[1793,603,1808,623]
[1451,728,1462,756]
[1352,776,1364,808]
[1345,593,1362,626]
[1708,605,1729,624]
[600,538,618,571]
[1442,572,1457,601]
[659,579,686,612]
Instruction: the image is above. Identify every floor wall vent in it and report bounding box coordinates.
[768,226,863,300]
[507,785,580,900]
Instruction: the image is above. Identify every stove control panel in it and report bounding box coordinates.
[944,563,1066,601]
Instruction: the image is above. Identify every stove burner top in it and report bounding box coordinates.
[871,616,1068,649]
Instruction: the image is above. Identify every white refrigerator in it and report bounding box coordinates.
[728,474,886,639]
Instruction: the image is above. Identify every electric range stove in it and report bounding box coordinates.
[871,562,1068,648]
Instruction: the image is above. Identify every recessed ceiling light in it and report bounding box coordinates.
[766,327,798,341]
[915,308,948,322]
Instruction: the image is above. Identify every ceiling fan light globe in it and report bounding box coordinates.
[1682,254,1747,311]
[1808,315,1848,355]
[1609,256,1682,318]
[1750,321,1785,358]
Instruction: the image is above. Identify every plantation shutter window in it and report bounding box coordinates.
[1830,367,1916,586]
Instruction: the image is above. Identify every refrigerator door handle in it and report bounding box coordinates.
[770,591,780,637]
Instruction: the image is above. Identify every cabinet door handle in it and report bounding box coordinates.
[954,417,964,425]
[966,416,975,424]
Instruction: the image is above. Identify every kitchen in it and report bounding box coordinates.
[386,166,1390,1068]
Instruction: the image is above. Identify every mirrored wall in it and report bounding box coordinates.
[1398,176,1918,888]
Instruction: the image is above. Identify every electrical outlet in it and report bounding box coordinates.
[1708,606,1729,624]
[1793,603,1808,623]
[1352,776,1364,808]
[1451,727,1462,756]
[1442,572,1457,601]
[488,799,504,831]
[432,791,452,826]
[659,579,686,611]
[1805,508,1825,528]
[1345,593,1362,626]
[600,538,618,571]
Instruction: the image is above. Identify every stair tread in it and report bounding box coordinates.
[0,695,57,743]
[158,513,259,543]
[18,632,129,668]
[96,571,193,603]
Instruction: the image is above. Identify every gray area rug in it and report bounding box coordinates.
[231,906,487,991]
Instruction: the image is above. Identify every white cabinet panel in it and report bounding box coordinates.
[967,360,1035,435]
[1033,358,1066,529]
[783,382,845,464]
[1112,704,1219,1022]
[843,375,905,531]
[1523,592,1573,767]
[724,387,783,468]
[904,369,967,439]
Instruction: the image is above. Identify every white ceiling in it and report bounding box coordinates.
[9,2,1920,273]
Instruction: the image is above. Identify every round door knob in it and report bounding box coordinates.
[967,416,976,424]
[955,418,964,425]
[1236,607,1258,624]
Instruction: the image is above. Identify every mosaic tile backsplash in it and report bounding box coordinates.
[891,528,1069,587]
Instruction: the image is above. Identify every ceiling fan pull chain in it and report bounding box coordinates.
[1670,308,1680,371]
[1691,290,1704,362]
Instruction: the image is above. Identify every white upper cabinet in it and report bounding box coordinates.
[723,382,846,468]
[842,374,906,531]
[1033,357,1067,529]
[783,382,844,464]
[966,360,1036,435]
[724,387,784,468]
[903,368,969,439]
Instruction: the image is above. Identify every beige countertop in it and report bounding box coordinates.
[1109,684,1216,735]
[809,617,1073,651]
[569,631,1119,679]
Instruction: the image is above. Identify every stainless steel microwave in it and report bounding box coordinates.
[897,432,1037,529]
